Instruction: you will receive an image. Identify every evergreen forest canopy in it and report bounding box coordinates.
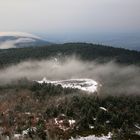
[0,82,140,140]
[0,43,140,68]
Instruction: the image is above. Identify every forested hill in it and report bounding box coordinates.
[0,43,140,67]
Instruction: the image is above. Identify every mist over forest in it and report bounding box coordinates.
[0,56,140,95]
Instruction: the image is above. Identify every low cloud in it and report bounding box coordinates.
[0,40,16,49]
[0,38,35,49]
[0,57,140,95]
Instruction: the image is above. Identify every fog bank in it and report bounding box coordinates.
[0,57,140,95]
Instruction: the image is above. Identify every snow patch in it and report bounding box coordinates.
[70,132,112,140]
[37,78,99,93]
[135,124,140,130]
[69,120,76,126]
[13,134,22,139]
[89,125,94,129]
[99,107,107,111]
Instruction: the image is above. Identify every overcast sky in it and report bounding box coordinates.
[0,0,140,40]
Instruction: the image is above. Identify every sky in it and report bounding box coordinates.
[0,0,140,42]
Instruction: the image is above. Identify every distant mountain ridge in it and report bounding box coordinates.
[0,32,50,49]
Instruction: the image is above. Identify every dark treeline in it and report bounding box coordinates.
[0,43,140,68]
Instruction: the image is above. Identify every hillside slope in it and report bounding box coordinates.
[0,43,140,68]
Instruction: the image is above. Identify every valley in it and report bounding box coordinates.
[0,43,140,139]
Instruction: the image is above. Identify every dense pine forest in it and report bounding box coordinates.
[0,81,140,140]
